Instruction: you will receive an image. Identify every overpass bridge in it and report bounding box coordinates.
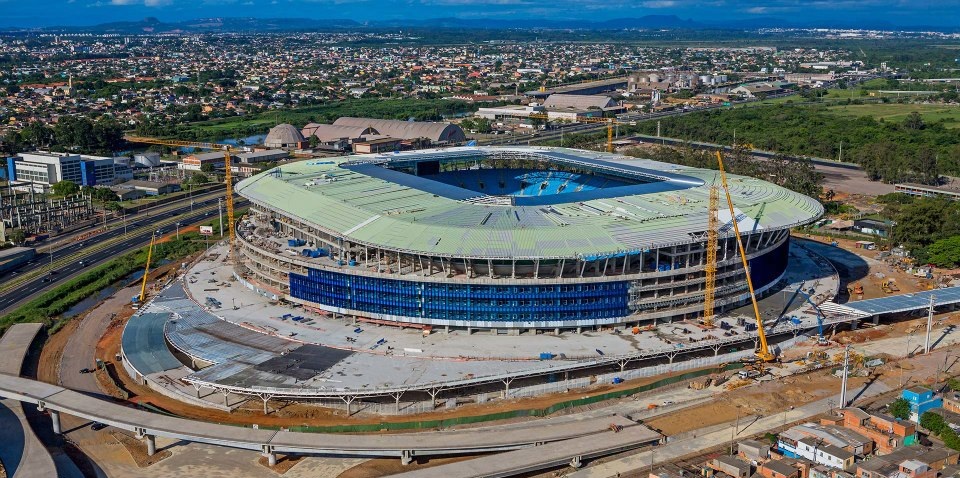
[0,372,650,466]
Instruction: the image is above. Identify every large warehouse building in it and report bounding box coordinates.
[235,146,823,332]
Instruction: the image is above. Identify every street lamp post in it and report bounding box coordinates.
[176,222,180,240]
[730,405,742,454]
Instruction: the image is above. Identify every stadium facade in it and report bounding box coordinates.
[235,146,823,332]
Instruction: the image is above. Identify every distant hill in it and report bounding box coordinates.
[2,15,956,33]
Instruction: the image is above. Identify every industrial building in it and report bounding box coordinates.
[4,151,133,192]
[264,123,306,149]
[331,117,466,145]
[113,180,180,196]
[235,146,822,331]
[237,149,289,164]
[180,151,233,171]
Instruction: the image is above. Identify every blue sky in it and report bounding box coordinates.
[1,0,959,28]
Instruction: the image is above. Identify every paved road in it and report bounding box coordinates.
[569,378,891,477]
[0,324,63,478]
[0,198,247,316]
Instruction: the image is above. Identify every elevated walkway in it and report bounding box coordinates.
[0,373,646,464]
[0,324,58,478]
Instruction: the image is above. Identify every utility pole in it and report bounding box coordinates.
[840,345,850,408]
[925,295,936,354]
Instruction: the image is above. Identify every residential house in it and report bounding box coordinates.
[840,408,916,455]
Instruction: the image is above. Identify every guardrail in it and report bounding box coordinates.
[0,203,221,294]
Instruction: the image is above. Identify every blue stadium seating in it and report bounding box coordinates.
[423,169,629,198]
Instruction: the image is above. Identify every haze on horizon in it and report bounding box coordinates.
[1,0,959,29]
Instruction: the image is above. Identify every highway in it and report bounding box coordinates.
[0,196,247,316]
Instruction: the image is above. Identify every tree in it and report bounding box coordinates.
[188,172,210,185]
[89,187,119,203]
[926,236,960,268]
[200,163,215,173]
[8,228,25,245]
[943,427,960,451]
[904,112,926,130]
[52,180,80,197]
[920,411,947,434]
[949,378,960,392]
[889,398,911,420]
[308,134,320,148]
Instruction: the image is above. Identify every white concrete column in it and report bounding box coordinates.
[50,410,61,435]
[146,434,156,456]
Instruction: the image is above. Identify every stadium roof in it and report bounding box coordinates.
[235,146,823,259]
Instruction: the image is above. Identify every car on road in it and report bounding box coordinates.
[79,368,93,374]
[41,277,51,283]
[78,261,86,267]
[662,400,675,406]
[91,422,108,431]
[48,270,57,275]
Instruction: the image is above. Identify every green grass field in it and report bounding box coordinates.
[825,103,960,128]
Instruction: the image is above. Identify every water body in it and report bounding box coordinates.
[62,260,170,319]
[217,134,267,146]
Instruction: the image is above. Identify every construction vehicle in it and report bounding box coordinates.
[133,233,156,305]
[849,282,864,299]
[125,136,237,264]
[881,279,899,294]
[715,151,775,363]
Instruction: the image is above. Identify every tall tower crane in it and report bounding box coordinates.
[715,151,774,362]
[125,136,237,264]
[702,181,719,327]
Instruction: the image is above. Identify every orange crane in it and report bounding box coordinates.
[702,180,719,327]
[715,150,774,362]
[125,136,237,264]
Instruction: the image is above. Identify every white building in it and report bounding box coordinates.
[6,151,130,191]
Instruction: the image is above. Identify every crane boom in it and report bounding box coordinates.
[715,151,774,362]
[139,234,155,303]
[125,135,237,264]
[703,182,719,326]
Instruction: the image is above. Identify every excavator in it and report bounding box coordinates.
[714,151,776,363]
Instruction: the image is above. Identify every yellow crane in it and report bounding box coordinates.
[715,150,774,362]
[138,233,156,303]
[703,181,719,327]
[125,136,237,264]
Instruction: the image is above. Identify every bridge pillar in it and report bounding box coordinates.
[667,352,678,364]
[873,315,880,326]
[401,450,414,466]
[145,434,156,457]
[712,344,722,356]
[50,410,61,435]
[850,320,858,331]
[570,456,583,468]
[262,445,277,466]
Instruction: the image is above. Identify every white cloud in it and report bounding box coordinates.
[642,1,677,7]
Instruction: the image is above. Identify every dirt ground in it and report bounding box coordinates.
[797,233,937,299]
[645,372,866,436]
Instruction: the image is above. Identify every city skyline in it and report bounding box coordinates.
[1,0,959,29]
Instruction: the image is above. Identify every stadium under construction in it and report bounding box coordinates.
[235,146,824,332]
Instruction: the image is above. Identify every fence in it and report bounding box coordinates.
[282,361,746,433]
